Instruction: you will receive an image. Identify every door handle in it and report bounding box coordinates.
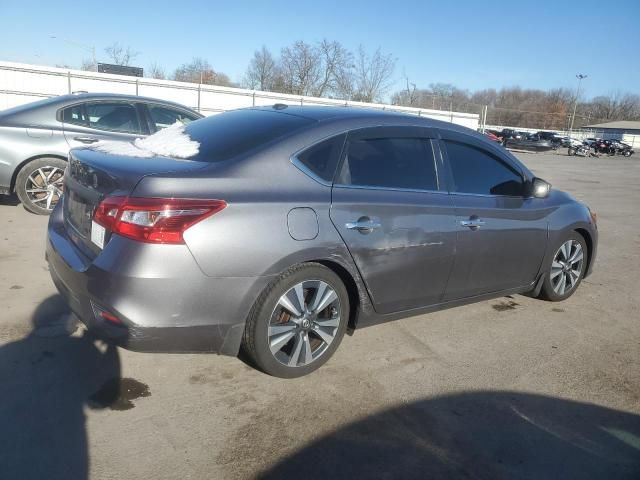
[460,218,486,229]
[74,136,99,144]
[345,217,381,234]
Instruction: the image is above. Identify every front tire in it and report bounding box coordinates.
[539,232,587,301]
[15,157,66,215]
[242,263,349,378]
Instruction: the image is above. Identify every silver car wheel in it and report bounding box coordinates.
[550,240,584,296]
[268,280,341,368]
[25,166,64,211]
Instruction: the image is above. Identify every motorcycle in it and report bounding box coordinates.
[568,144,592,157]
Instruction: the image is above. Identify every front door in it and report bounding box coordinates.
[330,127,457,315]
[439,133,548,300]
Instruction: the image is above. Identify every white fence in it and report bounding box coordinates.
[0,61,479,130]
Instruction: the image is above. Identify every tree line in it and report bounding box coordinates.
[80,41,639,130]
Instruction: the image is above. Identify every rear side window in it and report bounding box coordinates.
[186,109,315,163]
[296,134,345,183]
[85,102,141,133]
[338,137,438,191]
[444,140,523,196]
[61,105,87,125]
[148,105,199,130]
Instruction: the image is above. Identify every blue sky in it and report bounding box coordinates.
[1,0,639,100]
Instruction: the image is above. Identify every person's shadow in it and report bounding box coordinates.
[0,295,122,480]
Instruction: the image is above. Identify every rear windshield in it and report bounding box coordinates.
[185,109,315,162]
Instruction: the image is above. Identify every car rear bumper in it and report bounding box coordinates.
[46,202,273,355]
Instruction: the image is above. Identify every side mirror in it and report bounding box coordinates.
[531,177,551,198]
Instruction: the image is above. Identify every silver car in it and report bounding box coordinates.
[46,106,598,378]
[0,93,202,214]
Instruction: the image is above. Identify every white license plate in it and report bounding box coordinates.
[91,220,106,249]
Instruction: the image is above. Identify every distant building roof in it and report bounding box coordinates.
[583,120,640,130]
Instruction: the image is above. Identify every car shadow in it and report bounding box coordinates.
[258,390,640,480]
[0,295,122,480]
[0,193,20,207]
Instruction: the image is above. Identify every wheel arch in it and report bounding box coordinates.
[312,259,362,333]
[10,153,68,192]
[574,227,594,276]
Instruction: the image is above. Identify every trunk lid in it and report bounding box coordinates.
[63,148,210,257]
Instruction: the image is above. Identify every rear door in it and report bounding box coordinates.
[439,131,548,300]
[61,101,147,148]
[330,126,456,315]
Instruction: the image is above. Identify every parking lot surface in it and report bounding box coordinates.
[1,151,639,480]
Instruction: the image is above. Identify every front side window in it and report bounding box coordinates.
[148,105,199,130]
[444,140,523,196]
[85,102,141,133]
[337,137,438,191]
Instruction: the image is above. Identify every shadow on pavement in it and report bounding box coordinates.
[0,295,122,480]
[259,390,640,480]
[0,193,21,207]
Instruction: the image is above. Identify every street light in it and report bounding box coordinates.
[569,74,587,133]
[49,35,97,68]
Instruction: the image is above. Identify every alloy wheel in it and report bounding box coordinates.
[550,240,584,296]
[268,280,341,367]
[24,166,64,211]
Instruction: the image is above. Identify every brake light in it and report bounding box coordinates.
[94,197,226,244]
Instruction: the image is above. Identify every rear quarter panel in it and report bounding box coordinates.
[0,126,69,191]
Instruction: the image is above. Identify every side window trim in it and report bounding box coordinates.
[438,134,526,198]
[333,127,442,193]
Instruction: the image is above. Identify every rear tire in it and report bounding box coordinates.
[242,263,349,378]
[539,232,588,302]
[15,157,66,215]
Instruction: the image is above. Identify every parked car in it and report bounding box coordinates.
[536,131,564,149]
[583,137,601,147]
[0,93,203,214]
[501,128,524,140]
[483,131,502,142]
[607,140,634,157]
[46,106,598,378]
[485,129,503,141]
[503,133,555,152]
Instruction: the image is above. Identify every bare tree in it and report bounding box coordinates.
[104,42,139,66]
[244,46,277,90]
[173,57,233,87]
[352,46,396,103]
[315,40,353,97]
[80,59,97,72]
[148,62,166,80]
[279,41,322,96]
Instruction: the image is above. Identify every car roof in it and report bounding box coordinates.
[249,104,478,134]
[0,92,201,119]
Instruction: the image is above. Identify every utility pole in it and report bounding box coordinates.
[569,74,587,133]
[49,35,97,69]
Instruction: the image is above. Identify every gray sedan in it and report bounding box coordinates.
[0,93,202,214]
[46,106,598,378]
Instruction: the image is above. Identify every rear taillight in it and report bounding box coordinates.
[94,197,226,244]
